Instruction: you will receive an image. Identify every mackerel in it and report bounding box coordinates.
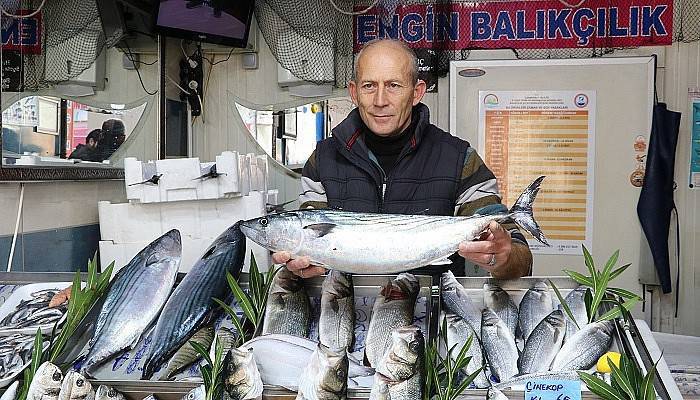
[364,274,419,368]
[158,325,215,380]
[142,223,246,379]
[81,230,181,375]
[241,177,549,274]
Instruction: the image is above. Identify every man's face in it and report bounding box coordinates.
[87,138,97,149]
[349,43,426,137]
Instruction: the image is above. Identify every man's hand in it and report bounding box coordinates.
[271,251,327,278]
[458,221,531,279]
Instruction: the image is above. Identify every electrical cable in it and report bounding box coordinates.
[7,184,24,272]
[328,0,379,16]
[166,74,191,95]
[122,40,158,96]
[1,0,46,18]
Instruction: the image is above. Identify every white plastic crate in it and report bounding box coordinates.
[124,151,244,203]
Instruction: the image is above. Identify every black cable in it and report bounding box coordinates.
[122,40,158,96]
[201,44,236,66]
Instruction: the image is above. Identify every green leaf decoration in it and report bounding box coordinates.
[562,269,594,287]
[578,371,626,400]
[609,357,636,399]
[549,280,580,330]
[609,263,631,281]
[226,272,255,322]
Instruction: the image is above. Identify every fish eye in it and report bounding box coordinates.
[259,218,268,227]
[76,379,84,387]
[52,371,62,381]
[336,368,346,379]
[108,389,117,397]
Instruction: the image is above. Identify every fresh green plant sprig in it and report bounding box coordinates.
[424,317,483,400]
[191,337,226,400]
[578,353,660,400]
[18,256,114,400]
[214,252,279,345]
[550,246,642,326]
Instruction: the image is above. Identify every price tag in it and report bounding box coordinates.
[524,380,581,400]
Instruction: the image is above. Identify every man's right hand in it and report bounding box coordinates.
[271,251,327,278]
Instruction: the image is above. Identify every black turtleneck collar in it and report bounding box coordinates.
[362,109,418,175]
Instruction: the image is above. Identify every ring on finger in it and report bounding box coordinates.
[486,253,497,267]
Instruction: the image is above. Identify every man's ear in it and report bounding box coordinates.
[412,79,427,105]
[348,80,358,105]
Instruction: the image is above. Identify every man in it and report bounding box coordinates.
[97,119,126,161]
[69,129,102,161]
[274,39,533,279]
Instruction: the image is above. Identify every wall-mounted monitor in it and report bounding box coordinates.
[154,0,255,48]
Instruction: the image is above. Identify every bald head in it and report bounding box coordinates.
[353,39,419,85]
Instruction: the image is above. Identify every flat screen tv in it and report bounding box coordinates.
[154,0,255,48]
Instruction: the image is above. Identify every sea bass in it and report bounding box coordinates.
[369,326,424,400]
[241,177,549,274]
[224,347,263,400]
[481,309,519,383]
[444,313,488,389]
[296,344,348,400]
[210,327,237,363]
[518,281,553,342]
[551,321,614,371]
[27,362,63,400]
[484,283,518,337]
[158,325,215,380]
[142,223,246,379]
[559,286,588,340]
[262,267,311,337]
[1,381,19,400]
[319,271,355,351]
[81,230,181,375]
[94,386,124,400]
[58,371,94,400]
[440,271,481,334]
[244,334,374,391]
[181,386,204,400]
[364,274,419,368]
[518,310,566,374]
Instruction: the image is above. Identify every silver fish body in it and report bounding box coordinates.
[181,386,204,400]
[440,271,481,333]
[210,327,237,363]
[1,381,19,400]
[82,230,181,374]
[241,177,548,274]
[319,271,355,351]
[58,371,94,400]
[364,274,419,368]
[551,321,614,371]
[27,362,63,400]
[559,286,588,340]
[262,267,310,337]
[481,309,519,383]
[159,325,215,380]
[518,281,553,342]
[245,334,374,391]
[519,310,566,374]
[94,386,124,400]
[224,347,263,400]
[487,387,508,400]
[484,283,518,337]
[369,326,424,400]
[296,344,348,400]
[444,313,488,388]
[143,224,246,379]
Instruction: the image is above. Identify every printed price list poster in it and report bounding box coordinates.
[478,91,596,255]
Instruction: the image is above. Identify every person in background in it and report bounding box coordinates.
[68,129,102,161]
[272,39,533,279]
[97,119,126,161]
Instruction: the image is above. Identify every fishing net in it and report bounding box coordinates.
[2,0,121,91]
[255,0,700,87]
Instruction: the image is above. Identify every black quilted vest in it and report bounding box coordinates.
[316,103,471,216]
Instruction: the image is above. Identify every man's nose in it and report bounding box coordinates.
[373,87,389,107]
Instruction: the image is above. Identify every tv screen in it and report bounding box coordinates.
[155,0,254,48]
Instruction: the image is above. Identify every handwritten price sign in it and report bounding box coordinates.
[525,380,581,400]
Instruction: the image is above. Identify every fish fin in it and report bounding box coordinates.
[302,223,336,238]
[508,176,549,246]
[429,257,452,266]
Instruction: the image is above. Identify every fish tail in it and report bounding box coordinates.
[508,176,549,246]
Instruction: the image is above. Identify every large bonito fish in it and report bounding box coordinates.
[81,230,181,374]
[240,177,549,274]
[142,223,246,379]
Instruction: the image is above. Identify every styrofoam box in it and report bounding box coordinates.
[124,151,245,204]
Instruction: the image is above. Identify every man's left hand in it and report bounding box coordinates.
[458,221,512,274]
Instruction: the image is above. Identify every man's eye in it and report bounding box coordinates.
[362,83,373,89]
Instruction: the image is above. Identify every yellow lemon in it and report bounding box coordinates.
[597,351,622,373]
